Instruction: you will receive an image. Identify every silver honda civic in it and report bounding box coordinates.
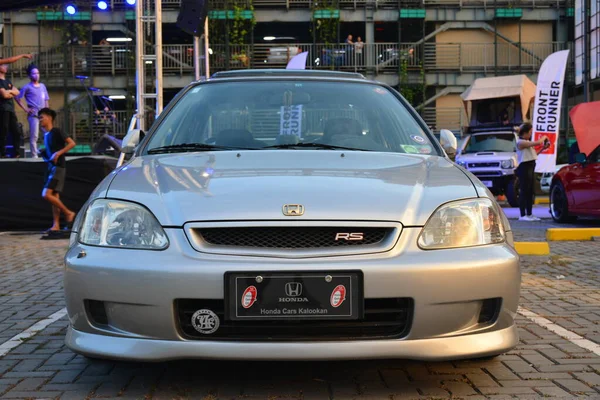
[64,70,520,361]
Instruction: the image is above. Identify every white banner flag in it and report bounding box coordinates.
[532,50,570,173]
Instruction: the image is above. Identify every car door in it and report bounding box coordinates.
[579,145,600,213]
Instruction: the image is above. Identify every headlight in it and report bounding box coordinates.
[501,159,514,169]
[418,198,505,250]
[455,160,467,167]
[78,199,169,250]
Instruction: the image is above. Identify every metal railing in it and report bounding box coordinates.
[424,42,567,72]
[422,107,465,133]
[1,41,568,81]
[105,0,565,8]
[54,109,132,145]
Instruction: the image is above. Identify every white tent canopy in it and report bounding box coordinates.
[460,74,537,123]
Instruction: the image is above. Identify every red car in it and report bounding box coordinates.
[550,145,600,222]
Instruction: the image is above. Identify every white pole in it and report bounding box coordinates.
[155,0,164,115]
[204,17,210,79]
[135,0,144,130]
[194,36,201,80]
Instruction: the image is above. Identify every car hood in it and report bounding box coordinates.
[107,151,478,226]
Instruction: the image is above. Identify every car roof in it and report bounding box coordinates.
[471,130,516,135]
[210,69,368,81]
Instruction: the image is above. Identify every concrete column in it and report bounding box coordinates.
[365,3,375,78]
[555,19,568,43]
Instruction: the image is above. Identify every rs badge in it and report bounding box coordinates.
[242,286,258,309]
[330,285,346,308]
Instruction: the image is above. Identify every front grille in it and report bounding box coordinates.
[176,298,413,341]
[196,227,390,249]
[468,162,500,168]
[473,171,502,177]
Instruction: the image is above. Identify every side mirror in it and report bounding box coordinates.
[439,129,458,156]
[575,152,587,164]
[121,129,145,155]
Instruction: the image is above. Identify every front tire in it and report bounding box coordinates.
[550,181,576,223]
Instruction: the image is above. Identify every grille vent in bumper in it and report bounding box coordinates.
[176,298,413,341]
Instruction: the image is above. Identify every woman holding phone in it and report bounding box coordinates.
[515,122,550,221]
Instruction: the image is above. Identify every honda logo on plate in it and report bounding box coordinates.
[285,282,303,297]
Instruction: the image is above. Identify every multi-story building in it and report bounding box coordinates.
[0,0,572,149]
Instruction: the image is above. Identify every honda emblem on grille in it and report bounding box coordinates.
[285,282,303,297]
[282,204,305,216]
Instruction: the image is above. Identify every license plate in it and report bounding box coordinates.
[481,180,493,188]
[225,271,363,321]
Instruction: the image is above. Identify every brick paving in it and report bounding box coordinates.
[0,222,599,399]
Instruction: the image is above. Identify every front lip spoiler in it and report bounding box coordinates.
[65,324,518,362]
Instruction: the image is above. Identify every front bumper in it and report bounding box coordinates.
[467,173,514,193]
[66,324,518,361]
[64,227,520,361]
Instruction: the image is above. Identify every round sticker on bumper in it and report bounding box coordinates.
[191,309,220,334]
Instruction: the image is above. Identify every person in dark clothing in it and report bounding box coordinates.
[0,64,22,158]
[568,141,580,164]
[515,122,550,221]
[38,108,77,232]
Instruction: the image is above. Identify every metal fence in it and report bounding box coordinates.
[106,0,566,8]
[1,42,566,80]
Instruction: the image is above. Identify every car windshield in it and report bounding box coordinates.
[144,80,440,156]
[462,133,515,154]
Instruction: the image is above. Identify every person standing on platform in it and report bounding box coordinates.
[15,64,50,158]
[38,108,77,232]
[0,64,21,158]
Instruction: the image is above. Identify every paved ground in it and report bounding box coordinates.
[0,220,600,400]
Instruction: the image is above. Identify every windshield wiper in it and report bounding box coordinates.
[262,142,367,151]
[147,143,255,154]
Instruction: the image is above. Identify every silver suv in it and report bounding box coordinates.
[455,131,519,206]
[64,70,519,362]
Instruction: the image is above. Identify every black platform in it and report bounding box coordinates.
[0,156,117,231]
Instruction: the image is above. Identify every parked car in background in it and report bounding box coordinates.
[540,164,567,193]
[455,131,519,206]
[262,37,302,65]
[550,145,600,222]
[456,75,536,207]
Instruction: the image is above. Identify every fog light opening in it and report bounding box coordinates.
[86,300,108,325]
[478,297,502,324]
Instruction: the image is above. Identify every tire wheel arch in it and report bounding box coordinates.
[550,179,576,223]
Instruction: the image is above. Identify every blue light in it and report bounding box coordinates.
[66,5,76,14]
[126,0,136,4]
[97,1,108,10]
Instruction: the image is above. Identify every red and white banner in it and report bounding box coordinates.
[531,50,570,173]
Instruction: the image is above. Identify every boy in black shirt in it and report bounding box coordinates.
[0,63,21,158]
[38,108,77,232]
